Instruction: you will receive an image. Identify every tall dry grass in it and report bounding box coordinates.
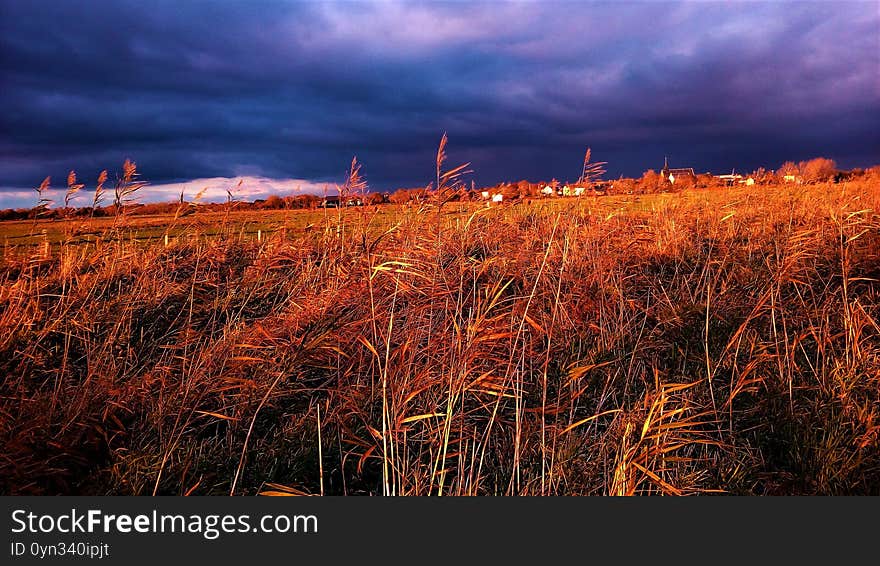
[1,180,879,495]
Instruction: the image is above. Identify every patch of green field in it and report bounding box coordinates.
[0,185,763,254]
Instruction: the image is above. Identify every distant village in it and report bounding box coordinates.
[317,155,868,208]
[1,154,875,221]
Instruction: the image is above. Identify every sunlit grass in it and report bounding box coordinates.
[1,180,879,495]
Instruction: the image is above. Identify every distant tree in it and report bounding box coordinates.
[138,201,179,215]
[262,194,284,209]
[517,179,537,197]
[696,173,715,188]
[500,182,521,200]
[389,189,411,204]
[0,208,22,221]
[365,192,385,206]
[777,161,799,179]
[299,194,321,209]
[612,177,636,194]
[672,173,696,191]
[639,169,662,193]
[800,157,837,183]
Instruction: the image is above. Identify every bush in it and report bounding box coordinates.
[800,157,837,184]
[638,169,663,193]
[389,189,412,204]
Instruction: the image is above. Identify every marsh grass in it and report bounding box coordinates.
[1,180,879,495]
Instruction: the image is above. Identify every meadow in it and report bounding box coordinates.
[2,181,879,495]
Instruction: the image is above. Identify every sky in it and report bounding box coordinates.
[1,0,878,207]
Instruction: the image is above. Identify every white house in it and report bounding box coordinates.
[715,173,743,186]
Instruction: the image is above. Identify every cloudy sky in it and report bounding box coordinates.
[1,0,878,207]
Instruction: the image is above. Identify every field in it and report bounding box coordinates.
[2,182,879,495]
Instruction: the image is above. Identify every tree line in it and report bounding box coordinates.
[2,157,877,221]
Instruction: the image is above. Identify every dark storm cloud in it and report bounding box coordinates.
[1,0,878,206]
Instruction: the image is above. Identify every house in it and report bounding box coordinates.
[714,170,756,186]
[715,173,743,186]
[661,157,696,184]
[559,185,587,196]
[541,185,554,196]
[319,195,364,207]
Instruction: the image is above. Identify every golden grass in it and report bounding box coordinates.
[1,181,879,495]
